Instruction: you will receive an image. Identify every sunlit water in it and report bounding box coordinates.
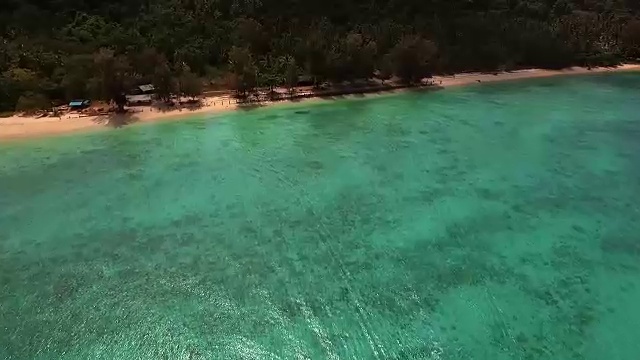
[2,74,640,359]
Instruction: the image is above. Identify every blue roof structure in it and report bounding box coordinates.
[69,100,90,107]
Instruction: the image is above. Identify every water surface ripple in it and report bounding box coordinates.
[1,74,640,359]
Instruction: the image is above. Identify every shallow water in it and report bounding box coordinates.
[1,74,640,359]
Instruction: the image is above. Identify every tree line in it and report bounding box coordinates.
[2,0,640,113]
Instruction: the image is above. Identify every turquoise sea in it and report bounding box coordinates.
[1,73,640,359]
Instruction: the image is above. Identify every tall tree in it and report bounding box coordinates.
[133,48,165,80]
[387,35,438,83]
[177,65,203,99]
[1,67,40,108]
[15,92,50,113]
[377,56,393,84]
[282,55,299,93]
[90,49,133,111]
[1,0,639,112]
[59,54,94,100]
[228,46,258,95]
[259,55,283,92]
[621,19,640,58]
[153,56,175,101]
[340,32,377,80]
[233,17,270,55]
[304,28,331,85]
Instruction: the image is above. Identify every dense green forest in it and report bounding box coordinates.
[2,0,640,112]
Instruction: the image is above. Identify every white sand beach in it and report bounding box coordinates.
[2,64,639,141]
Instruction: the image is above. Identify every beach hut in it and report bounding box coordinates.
[69,100,91,109]
[125,94,153,106]
[296,75,314,86]
[138,84,155,94]
[129,84,156,96]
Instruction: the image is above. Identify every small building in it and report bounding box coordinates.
[69,100,91,109]
[138,84,155,94]
[297,75,314,86]
[129,84,156,96]
[126,94,153,106]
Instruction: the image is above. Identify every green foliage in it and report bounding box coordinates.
[621,20,640,58]
[153,57,175,101]
[258,55,283,90]
[377,57,393,83]
[1,68,41,111]
[328,32,377,81]
[282,56,299,90]
[233,18,270,56]
[15,92,50,113]
[177,65,203,98]
[133,48,166,80]
[303,26,332,85]
[3,68,39,92]
[0,0,639,111]
[89,49,133,103]
[387,35,438,83]
[59,54,94,100]
[228,46,258,95]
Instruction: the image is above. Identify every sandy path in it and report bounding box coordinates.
[2,65,639,141]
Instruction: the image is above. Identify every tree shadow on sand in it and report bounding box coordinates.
[92,112,140,128]
[406,84,445,93]
[151,99,204,113]
[237,103,266,111]
[182,100,204,111]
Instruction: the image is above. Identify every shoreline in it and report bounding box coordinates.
[2,64,639,141]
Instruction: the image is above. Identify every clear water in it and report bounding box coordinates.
[1,74,640,359]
